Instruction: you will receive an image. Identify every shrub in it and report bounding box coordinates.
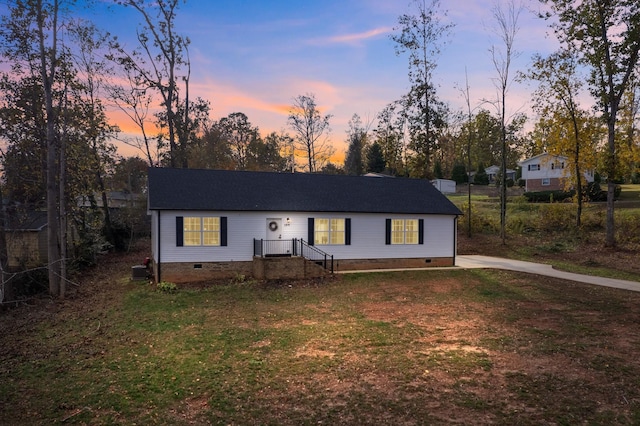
[458,203,500,234]
[157,281,177,293]
[615,210,640,243]
[586,182,606,201]
[539,203,575,232]
[507,214,537,234]
[581,209,605,231]
[523,190,575,203]
[586,182,622,201]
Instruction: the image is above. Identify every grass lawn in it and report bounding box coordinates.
[2,251,640,425]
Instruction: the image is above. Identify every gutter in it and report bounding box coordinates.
[157,210,161,283]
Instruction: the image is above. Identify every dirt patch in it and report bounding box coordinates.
[3,237,640,424]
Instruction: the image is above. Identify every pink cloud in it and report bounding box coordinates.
[323,26,392,45]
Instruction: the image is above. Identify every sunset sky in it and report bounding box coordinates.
[88,0,561,162]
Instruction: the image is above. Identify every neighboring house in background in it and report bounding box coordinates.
[484,165,517,184]
[5,210,48,269]
[77,191,143,208]
[431,179,456,194]
[147,168,463,283]
[519,153,594,192]
[362,172,394,178]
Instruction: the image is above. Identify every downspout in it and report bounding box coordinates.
[157,210,161,283]
[453,215,458,265]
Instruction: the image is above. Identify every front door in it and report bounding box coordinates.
[266,218,285,256]
[267,218,282,239]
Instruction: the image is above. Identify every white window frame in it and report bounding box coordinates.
[314,218,345,245]
[184,216,221,246]
[391,219,419,245]
[541,178,550,186]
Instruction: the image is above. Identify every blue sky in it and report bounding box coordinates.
[92,0,559,160]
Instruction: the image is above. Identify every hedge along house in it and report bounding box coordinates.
[147,168,463,283]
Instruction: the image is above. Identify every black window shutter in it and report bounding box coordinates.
[345,218,351,245]
[418,219,424,244]
[176,216,184,247]
[220,216,228,246]
[385,219,391,245]
[308,218,315,245]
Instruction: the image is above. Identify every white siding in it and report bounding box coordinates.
[154,210,457,263]
[520,154,594,183]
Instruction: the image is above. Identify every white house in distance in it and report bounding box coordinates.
[484,165,517,184]
[519,153,594,192]
[147,168,463,283]
[431,179,456,194]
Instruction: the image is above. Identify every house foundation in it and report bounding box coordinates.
[153,256,454,284]
[336,257,454,271]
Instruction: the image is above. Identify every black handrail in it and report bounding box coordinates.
[253,238,333,273]
[299,239,334,273]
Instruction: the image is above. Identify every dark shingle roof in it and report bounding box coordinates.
[148,168,462,215]
[6,210,48,231]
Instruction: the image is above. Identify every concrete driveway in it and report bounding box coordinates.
[456,255,640,293]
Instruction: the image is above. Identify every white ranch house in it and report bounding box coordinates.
[147,168,463,283]
[519,153,594,192]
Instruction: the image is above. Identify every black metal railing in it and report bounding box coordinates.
[298,239,334,273]
[253,238,333,273]
[253,238,296,257]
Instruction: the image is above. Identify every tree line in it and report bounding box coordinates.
[0,0,638,298]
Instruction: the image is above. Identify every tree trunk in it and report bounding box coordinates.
[36,0,62,297]
[572,116,582,228]
[0,186,10,303]
[59,127,67,298]
[605,115,616,247]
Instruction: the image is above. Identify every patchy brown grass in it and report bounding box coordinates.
[1,238,640,425]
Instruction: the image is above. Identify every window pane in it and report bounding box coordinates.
[330,219,344,232]
[203,231,220,246]
[330,219,345,244]
[405,219,418,244]
[391,219,404,244]
[203,217,219,231]
[184,217,200,231]
[184,217,201,246]
[315,231,329,245]
[202,217,220,246]
[316,219,329,231]
[314,219,328,245]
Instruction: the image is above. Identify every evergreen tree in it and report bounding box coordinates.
[451,163,468,184]
[366,142,386,173]
[433,160,443,179]
[474,163,489,185]
[344,114,367,175]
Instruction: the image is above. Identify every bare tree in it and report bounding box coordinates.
[111,0,192,168]
[391,0,453,178]
[488,1,523,245]
[287,93,333,173]
[108,65,159,167]
[461,68,474,238]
